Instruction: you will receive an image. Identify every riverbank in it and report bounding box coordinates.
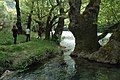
[6,31,120,80]
[0,39,61,74]
[0,28,62,76]
[69,32,120,64]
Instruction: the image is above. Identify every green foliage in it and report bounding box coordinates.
[0,0,16,28]
[0,24,60,71]
[0,51,12,68]
[16,40,58,70]
[1,0,120,31]
[0,28,13,45]
[98,0,120,26]
[0,28,25,45]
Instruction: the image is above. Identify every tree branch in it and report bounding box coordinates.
[98,22,120,40]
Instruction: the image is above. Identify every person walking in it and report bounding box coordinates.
[37,27,44,39]
[26,28,30,42]
[12,25,18,44]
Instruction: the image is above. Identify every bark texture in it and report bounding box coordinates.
[52,0,64,44]
[27,1,34,29]
[69,0,120,64]
[15,0,22,33]
[45,5,58,40]
[69,0,101,56]
[89,25,120,64]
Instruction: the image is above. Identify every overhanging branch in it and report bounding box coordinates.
[98,22,120,40]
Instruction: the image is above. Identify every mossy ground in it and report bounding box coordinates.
[0,28,60,74]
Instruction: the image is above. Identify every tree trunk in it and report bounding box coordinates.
[69,0,101,56]
[45,5,58,40]
[52,0,64,44]
[27,1,34,29]
[27,12,33,29]
[15,0,22,33]
[45,17,51,40]
[52,8,64,43]
[45,15,59,40]
[89,26,120,64]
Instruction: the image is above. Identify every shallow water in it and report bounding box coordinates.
[9,31,120,80]
[98,33,112,46]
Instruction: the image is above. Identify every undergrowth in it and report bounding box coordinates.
[0,28,60,71]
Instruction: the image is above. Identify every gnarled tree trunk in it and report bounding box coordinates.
[69,0,120,64]
[69,0,101,56]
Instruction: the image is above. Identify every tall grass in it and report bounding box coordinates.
[0,28,25,45]
[0,28,59,71]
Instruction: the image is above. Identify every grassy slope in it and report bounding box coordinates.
[0,28,60,71]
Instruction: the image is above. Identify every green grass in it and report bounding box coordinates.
[0,28,25,45]
[0,28,60,71]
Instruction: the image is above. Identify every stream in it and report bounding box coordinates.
[7,31,120,80]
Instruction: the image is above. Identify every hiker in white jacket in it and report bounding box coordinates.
[26,28,30,42]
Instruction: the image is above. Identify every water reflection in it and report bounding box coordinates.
[10,31,76,80]
[10,31,120,80]
[98,33,112,46]
[71,57,120,80]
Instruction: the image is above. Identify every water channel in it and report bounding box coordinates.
[9,31,120,80]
